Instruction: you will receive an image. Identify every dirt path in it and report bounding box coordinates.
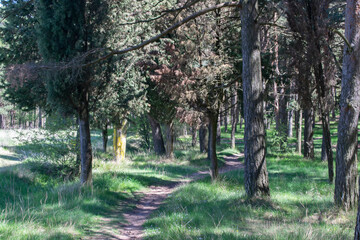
[88,154,244,240]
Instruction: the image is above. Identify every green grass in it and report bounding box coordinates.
[0,128,213,239]
[142,121,356,240]
[143,152,355,240]
[0,117,357,239]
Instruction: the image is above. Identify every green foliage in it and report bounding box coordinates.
[14,127,79,180]
[0,0,39,65]
[45,113,75,132]
[267,127,289,152]
[0,0,47,111]
[132,114,152,150]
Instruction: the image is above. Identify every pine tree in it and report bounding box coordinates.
[36,0,110,185]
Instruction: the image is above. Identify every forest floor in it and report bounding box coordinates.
[0,122,359,239]
[88,154,244,240]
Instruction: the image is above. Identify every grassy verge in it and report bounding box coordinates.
[144,152,355,240]
[0,128,216,239]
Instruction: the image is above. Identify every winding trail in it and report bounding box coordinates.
[89,154,244,240]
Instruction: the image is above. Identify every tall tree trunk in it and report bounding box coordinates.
[216,115,221,145]
[74,125,81,176]
[321,135,327,161]
[231,84,239,149]
[191,126,197,147]
[79,100,93,185]
[10,110,14,128]
[295,109,302,155]
[219,108,224,126]
[114,119,128,161]
[75,121,81,176]
[102,124,108,153]
[241,0,270,197]
[279,86,288,135]
[38,108,42,128]
[165,121,174,158]
[33,109,36,128]
[321,113,333,183]
[332,86,337,120]
[183,125,188,136]
[236,99,241,132]
[288,108,293,138]
[148,114,166,155]
[274,82,280,130]
[199,123,208,153]
[336,0,360,211]
[0,115,5,129]
[239,117,243,130]
[208,111,219,180]
[355,178,360,239]
[224,100,228,132]
[303,108,314,159]
[313,56,334,182]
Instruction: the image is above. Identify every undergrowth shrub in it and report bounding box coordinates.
[15,127,79,181]
[267,127,289,152]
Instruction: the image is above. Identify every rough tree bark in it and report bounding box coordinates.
[10,110,14,128]
[295,109,302,155]
[79,95,93,185]
[321,113,333,182]
[75,124,81,176]
[199,123,208,153]
[231,84,239,149]
[239,117,243,130]
[288,108,293,138]
[208,111,219,180]
[241,0,270,197]
[102,124,108,153]
[0,115,5,129]
[303,108,314,159]
[336,0,360,212]
[224,100,228,132]
[191,126,197,147]
[274,81,280,130]
[236,99,241,132]
[147,114,166,155]
[165,121,174,158]
[38,108,42,128]
[313,62,334,181]
[216,115,221,145]
[279,86,288,136]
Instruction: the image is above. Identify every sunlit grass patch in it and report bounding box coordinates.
[144,152,355,240]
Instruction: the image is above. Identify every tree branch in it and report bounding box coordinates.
[83,1,242,68]
[333,29,353,52]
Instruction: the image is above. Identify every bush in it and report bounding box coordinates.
[15,127,80,180]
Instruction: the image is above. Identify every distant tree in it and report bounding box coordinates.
[286,0,336,182]
[0,0,48,116]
